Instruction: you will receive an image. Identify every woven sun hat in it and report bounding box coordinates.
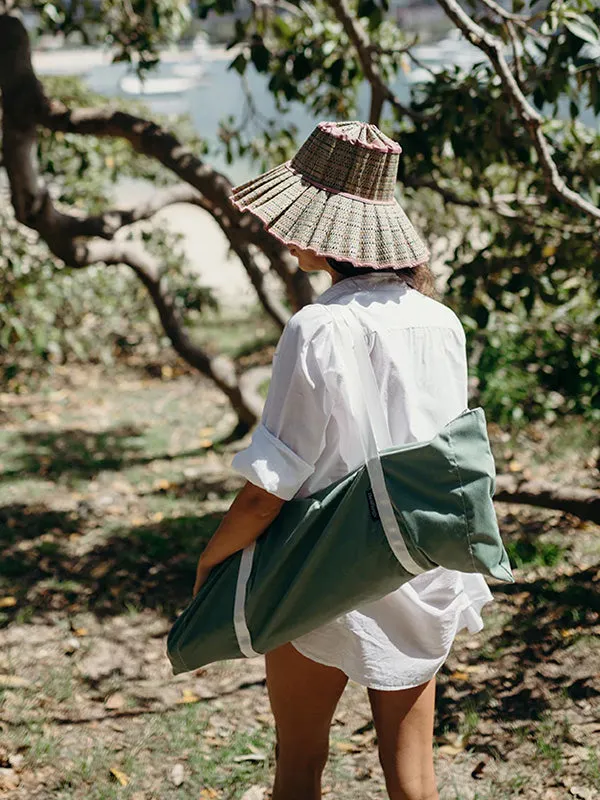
[229,120,429,270]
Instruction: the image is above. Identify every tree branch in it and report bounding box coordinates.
[506,20,525,89]
[0,12,268,435]
[91,184,205,235]
[85,240,265,429]
[189,195,290,330]
[80,185,290,329]
[327,0,426,125]
[41,101,314,308]
[434,0,600,223]
[477,0,546,39]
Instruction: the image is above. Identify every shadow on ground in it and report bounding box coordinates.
[2,498,599,733]
[0,502,220,624]
[435,563,600,735]
[0,426,213,484]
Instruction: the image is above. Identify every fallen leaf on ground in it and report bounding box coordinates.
[232,752,267,763]
[569,787,596,799]
[199,790,219,799]
[176,688,200,704]
[64,637,80,655]
[0,675,30,688]
[171,763,185,786]
[437,732,466,756]
[105,693,126,710]
[0,597,17,608]
[109,767,130,786]
[8,754,24,771]
[438,744,465,756]
[0,768,20,790]
[333,741,362,753]
[91,562,113,579]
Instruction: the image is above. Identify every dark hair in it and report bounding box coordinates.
[325,257,437,299]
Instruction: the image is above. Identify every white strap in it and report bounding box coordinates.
[331,304,426,576]
[233,542,260,657]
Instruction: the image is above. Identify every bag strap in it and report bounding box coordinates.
[329,303,426,576]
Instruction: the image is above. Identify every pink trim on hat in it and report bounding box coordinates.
[227,197,430,270]
[317,121,402,154]
[284,162,396,205]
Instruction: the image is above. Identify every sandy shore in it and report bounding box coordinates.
[113,180,274,312]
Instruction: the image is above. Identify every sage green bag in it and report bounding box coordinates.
[167,305,514,675]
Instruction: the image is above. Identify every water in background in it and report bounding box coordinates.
[39,42,597,184]
[83,55,406,183]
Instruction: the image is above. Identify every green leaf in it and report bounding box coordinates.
[292,53,313,81]
[250,43,270,73]
[229,53,248,75]
[357,0,377,18]
[563,13,600,46]
[328,58,345,88]
[272,15,292,38]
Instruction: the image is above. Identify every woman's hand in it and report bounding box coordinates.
[190,481,285,599]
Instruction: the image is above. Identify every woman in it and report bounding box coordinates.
[193,121,494,800]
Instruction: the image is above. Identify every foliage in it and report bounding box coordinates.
[4,0,600,425]
[199,0,600,425]
[0,77,216,388]
[466,292,600,426]
[31,0,194,72]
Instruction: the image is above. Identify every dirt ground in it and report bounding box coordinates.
[0,361,599,799]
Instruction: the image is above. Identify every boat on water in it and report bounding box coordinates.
[171,63,206,79]
[119,74,198,96]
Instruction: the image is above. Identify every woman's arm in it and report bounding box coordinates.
[193,480,286,596]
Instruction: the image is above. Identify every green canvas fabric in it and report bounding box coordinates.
[167,407,514,675]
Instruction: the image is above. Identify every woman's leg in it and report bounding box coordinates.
[265,643,348,800]
[368,676,439,800]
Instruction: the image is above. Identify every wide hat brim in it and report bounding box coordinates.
[229,161,430,270]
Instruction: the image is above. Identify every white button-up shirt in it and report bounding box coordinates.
[232,272,494,690]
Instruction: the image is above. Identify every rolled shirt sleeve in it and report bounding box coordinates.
[231,305,337,501]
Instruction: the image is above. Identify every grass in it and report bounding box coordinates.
[584,747,600,790]
[1,358,598,800]
[190,306,280,359]
[2,699,277,799]
[505,537,566,569]
[533,713,566,775]
[458,700,481,740]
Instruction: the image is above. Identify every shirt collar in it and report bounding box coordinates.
[315,272,407,305]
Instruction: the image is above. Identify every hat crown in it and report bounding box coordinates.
[291,121,401,203]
